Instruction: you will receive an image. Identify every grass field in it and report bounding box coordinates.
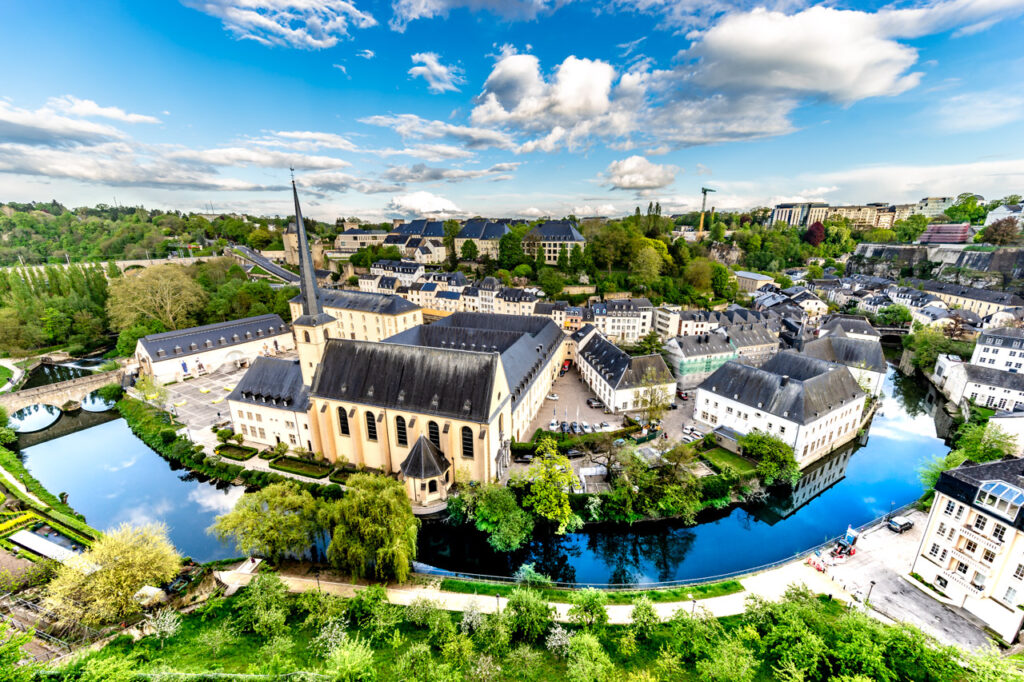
[702,447,757,476]
[437,578,744,604]
[0,365,12,387]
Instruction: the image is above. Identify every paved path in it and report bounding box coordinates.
[216,558,857,626]
[0,358,24,393]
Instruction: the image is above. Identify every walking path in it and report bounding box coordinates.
[0,358,24,393]
[0,466,48,508]
[216,558,858,626]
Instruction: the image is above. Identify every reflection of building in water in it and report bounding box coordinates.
[761,442,856,522]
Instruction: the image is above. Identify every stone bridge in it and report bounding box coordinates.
[0,369,125,414]
[875,325,910,336]
[1,256,214,275]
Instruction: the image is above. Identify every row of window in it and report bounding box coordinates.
[337,408,475,458]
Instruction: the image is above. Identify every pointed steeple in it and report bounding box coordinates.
[291,180,334,327]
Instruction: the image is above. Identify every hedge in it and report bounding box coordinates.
[269,456,332,479]
[214,444,259,461]
[116,399,342,500]
[515,422,643,457]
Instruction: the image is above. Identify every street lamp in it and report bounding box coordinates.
[888,500,895,521]
[866,579,877,605]
[688,593,695,614]
[313,566,321,592]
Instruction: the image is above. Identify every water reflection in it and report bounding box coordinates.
[8,404,62,432]
[21,363,93,389]
[419,366,950,584]
[81,389,114,413]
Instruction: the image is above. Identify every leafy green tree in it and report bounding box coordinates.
[326,633,377,681]
[568,588,609,630]
[209,481,321,564]
[115,319,166,356]
[234,571,290,638]
[918,450,968,504]
[557,244,570,272]
[739,431,800,486]
[697,637,757,682]
[953,422,1016,463]
[460,239,478,261]
[630,595,659,640]
[498,231,525,270]
[45,523,181,626]
[246,228,274,250]
[684,258,713,290]
[537,268,565,297]
[471,484,534,552]
[806,264,824,280]
[443,219,461,269]
[632,246,662,286]
[634,330,664,356]
[522,438,580,534]
[710,263,731,298]
[0,620,35,682]
[107,264,206,331]
[567,632,613,682]
[511,264,533,280]
[504,588,554,643]
[945,192,988,224]
[876,305,912,326]
[894,214,930,242]
[569,244,585,274]
[322,474,419,582]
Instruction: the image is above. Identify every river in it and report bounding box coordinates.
[12,365,949,577]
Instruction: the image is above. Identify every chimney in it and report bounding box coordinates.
[780,375,790,386]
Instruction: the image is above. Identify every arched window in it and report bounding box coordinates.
[303,331,310,343]
[338,407,349,436]
[428,480,438,493]
[366,412,378,441]
[462,426,474,459]
[428,421,440,449]
[323,329,329,341]
[396,416,408,447]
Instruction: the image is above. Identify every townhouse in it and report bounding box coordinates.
[574,325,675,413]
[524,220,586,265]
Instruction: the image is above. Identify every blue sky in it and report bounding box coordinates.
[1,0,1023,221]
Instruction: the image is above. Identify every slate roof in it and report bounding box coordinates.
[400,436,451,479]
[458,220,512,241]
[293,289,418,315]
[978,327,1024,346]
[371,259,423,274]
[964,364,1024,391]
[820,314,880,338]
[232,245,300,284]
[673,334,735,357]
[436,291,461,300]
[802,333,887,374]
[227,357,309,412]
[498,288,538,302]
[311,340,499,422]
[571,323,596,344]
[718,323,778,350]
[139,314,288,362]
[698,350,864,424]
[908,279,1024,307]
[937,458,1024,531]
[384,234,409,246]
[526,220,585,242]
[735,271,774,281]
[579,332,672,389]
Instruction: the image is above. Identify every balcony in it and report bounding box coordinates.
[959,524,1003,554]
[942,569,985,594]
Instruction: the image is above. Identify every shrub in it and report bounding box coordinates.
[567,632,613,682]
[474,612,511,658]
[696,638,757,682]
[545,623,571,659]
[233,572,290,639]
[346,585,388,628]
[406,596,442,627]
[505,645,544,682]
[514,562,554,589]
[440,633,475,670]
[426,609,457,649]
[669,608,725,663]
[505,587,554,643]
[630,595,659,640]
[568,588,609,630]
[326,633,377,682]
[297,590,347,629]
[460,599,484,635]
[159,428,177,445]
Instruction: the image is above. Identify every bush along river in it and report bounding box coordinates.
[12,364,947,578]
[416,366,950,585]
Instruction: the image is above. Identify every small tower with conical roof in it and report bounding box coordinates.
[290,179,335,385]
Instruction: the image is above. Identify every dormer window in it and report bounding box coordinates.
[205,340,213,348]
[157,349,166,358]
[233,334,240,342]
[174,345,182,354]
[245,331,252,339]
[976,481,1024,521]
[219,337,226,345]
[190,343,198,351]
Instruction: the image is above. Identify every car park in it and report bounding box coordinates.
[582,423,593,434]
[887,516,914,534]
[560,421,569,433]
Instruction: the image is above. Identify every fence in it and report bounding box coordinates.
[413,500,920,591]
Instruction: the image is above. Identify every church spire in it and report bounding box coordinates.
[292,178,327,323]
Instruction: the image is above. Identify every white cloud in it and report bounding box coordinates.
[188,486,245,514]
[332,63,348,75]
[168,146,351,169]
[572,203,618,216]
[298,171,403,193]
[387,190,462,216]
[606,155,678,190]
[371,143,474,161]
[0,100,126,146]
[182,0,377,49]
[257,129,360,152]
[360,113,516,149]
[46,95,161,124]
[408,52,465,93]
[389,0,561,31]
[617,36,646,57]
[518,206,548,217]
[357,48,375,58]
[934,92,1024,132]
[383,161,518,183]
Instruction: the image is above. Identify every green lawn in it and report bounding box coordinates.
[702,447,757,476]
[437,578,744,604]
[269,456,332,478]
[215,444,259,461]
[0,365,12,386]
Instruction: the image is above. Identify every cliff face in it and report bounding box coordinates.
[848,244,1024,282]
[709,242,745,266]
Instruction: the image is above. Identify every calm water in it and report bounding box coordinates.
[9,389,114,432]
[20,362,93,389]
[20,419,242,562]
[417,366,950,585]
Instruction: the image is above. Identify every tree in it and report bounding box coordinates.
[804,221,825,247]
[150,607,182,648]
[443,219,461,269]
[630,595,659,640]
[234,571,290,638]
[216,428,233,445]
[209,482,321,565]
[460,239,479,261]
[504,587,554,643]
[633,246,662,286]
[45,523,181,626]
[537,267,565,297]
[696,637,757,682]
[684,258,713,290]
[806,264,824,280]
[739,431,800,486]
[107,264,206,331]
[569,244,585,274]
[918,450,969,503]
[471,484,534,552]
[498,232,525,270]
[980,217,1020,245]
[634,330,664,356]
[511,264,533,280]
[568,588,609,630]
[557,244,570,272]
[0,620,36,682]
[114,319,166,357]
[710,263,731,299]
[246,228,274,250]
[945,193,988,224]
[522,438,580,534]
[876,305,912,327]
[954,423,1017,463]
[709,221,726,243]
[566,632,613,682]
[894,214,930,242]
[322,474,419,582]
[636,367,672,424]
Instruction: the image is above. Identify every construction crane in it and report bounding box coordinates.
[697,187,716,239]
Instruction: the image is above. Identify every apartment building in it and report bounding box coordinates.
[911,196,957,218]
[770,202,829,228]
[694,352,865,466]
[734,271,776,293]
[575,326,675,413]
[369,259,425,287]
[911,458,1024,642]
[664,334,737,390]
[971,327,1024,373]
[801,329,887,395]
[589,298,654,344]
[524,220,586,265]
[718,323,779,366]
[934,354,1024,410]
[907,280,1024,317]
[455,219,512,259]
[333,228,388,253]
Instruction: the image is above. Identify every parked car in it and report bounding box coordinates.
[678,391,689,401]
[570,422,581,434]
[566,448,584,459]
[549,419,559,431]
[582,423,593,434]
[613,438,626,447]
[513,453,534,464]
[586,398,605,408]
[668,403,678,410]
[560,421,569,433]
[887,516,914,534]
[600,421,612,431]
[547,393,559,401]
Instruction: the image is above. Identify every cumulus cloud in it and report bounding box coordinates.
[606,155,678,190]
[573,203,618,216]
[408,52,465,93]
[360,113,516,149]
[934,92,1024,132]
[0,100,126,147]
[387,190,462,216]
[382,161,518,183]
[389,0,562,31]
[182,0,377,49]
[46,95,161,124]
[167,146,351,169]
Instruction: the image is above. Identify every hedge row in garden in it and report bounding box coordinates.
[214,444,259,461]
[268,455,331,478]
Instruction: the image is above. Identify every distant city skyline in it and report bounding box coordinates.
[1,0,1023,221]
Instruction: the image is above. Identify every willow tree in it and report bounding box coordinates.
[321,474,419,583]
[209,481,321,565]
[106,263,206,331]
